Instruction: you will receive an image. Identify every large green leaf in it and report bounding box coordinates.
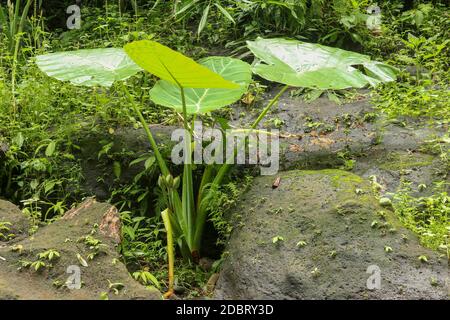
[124,40,239,89]
[149,57,251,114]
[35,48,142,87]
[247,38,397,90]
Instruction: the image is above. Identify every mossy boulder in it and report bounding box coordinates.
[214,170,448,299]
[0,198,161,300]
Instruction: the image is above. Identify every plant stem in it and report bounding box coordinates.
[180,86,195,253]
[212,84,289,186]
[251,84,289,129]
[11,0,33,116]
[121,83,169,176]
[161,208,174,299]
[192,84,289,252]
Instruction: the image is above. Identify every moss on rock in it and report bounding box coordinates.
[214,169,448,300]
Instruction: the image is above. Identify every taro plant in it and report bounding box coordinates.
[36,41,254,297]
[36,37,397,298]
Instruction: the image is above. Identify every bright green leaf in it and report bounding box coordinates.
[144,156,155,169]
[124,40,239,89]
[150,56,251,114]
[36,48,142,87]
[198,4,210,36]
[45,141,56,157]
[214,3,235,24]
[247,38,398,90]
[113,161,121,179]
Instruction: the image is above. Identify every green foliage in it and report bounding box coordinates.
[393,183,449,255]
[124,40,238,89]
[368,3,449,123]
[0,0,33,55]
[373,81,449,121]
[247,37,397,90]
[119,212,165,266]
[132,270,160,289]
[150,56,252,113]
[37,249,60,261]
[36,48,143,87]
[208,176,253,246]
[0,221,13,240]
[174,0,235,36]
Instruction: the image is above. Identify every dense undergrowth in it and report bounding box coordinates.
[0,1,448,296]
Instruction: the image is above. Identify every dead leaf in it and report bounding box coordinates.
[288,144,304,153]
[272,177,281,189]
[241,92,255,105]
[310,137,335,148]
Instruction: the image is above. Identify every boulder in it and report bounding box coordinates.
[232,90,446,173]
[0,198,161,300]
[214,170,448,299]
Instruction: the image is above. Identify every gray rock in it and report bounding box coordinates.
[214,170,448,299]
[0,198,161,300]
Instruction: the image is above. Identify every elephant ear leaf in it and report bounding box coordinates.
[36,48,142,87]
[124,40,239,89]
[149,57,252,114]
[247,37,397,90]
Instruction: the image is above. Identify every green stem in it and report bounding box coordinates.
[192,84,289,251]
[11,0,33,116]
[212,84,289,186]
[121,83,169,177]
[180,86,195,252]
[161,208,174,298]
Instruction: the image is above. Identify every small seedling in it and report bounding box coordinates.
[10,244,24,254]
[272,236,284,244]
[52,279,64,288]
[108,280,125,295]
[329,250,337,259]
[0,221,14,240]
[430,277,438,286]
[377,211,386,220]
[83,235,103,249]
[38,249,60,261]
[418,255,428,263]
[31,260,46,271]
[384,246,393,253]
[17,260,32,271]
[371,220,379,228]
[132,270,161,289]
[311,267,320,278]
[418,184,427,191]
[99,292,109,300]
[296,240,307,247]
[76,253,89,267]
